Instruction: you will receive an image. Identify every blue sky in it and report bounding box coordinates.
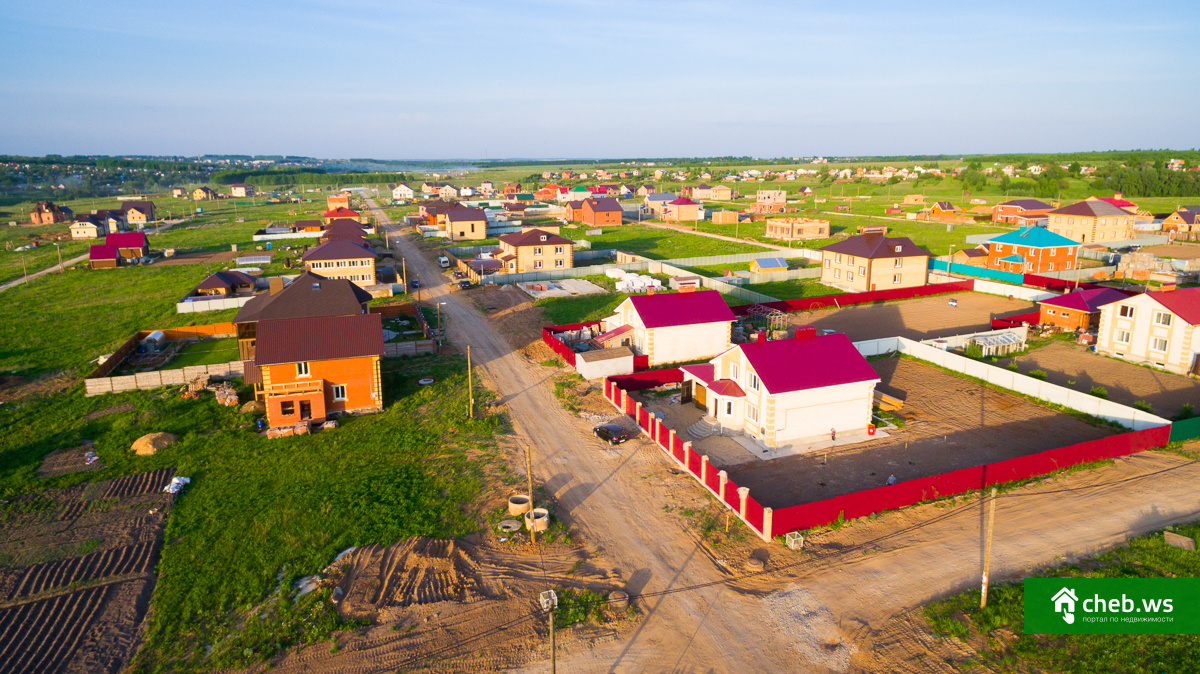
[1,0,1196,159]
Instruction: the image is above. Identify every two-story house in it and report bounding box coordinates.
[820,234,930,292]
[492,228,574,273]
[763,217,830,241]
[193,187,217,201]
[1095,287,1200,375]
[581,197,623,226]
[1047,199,1134,244]
[984,227,1079,275]
[233,271,371,361]
[229,184,256,198]
[991,198,1053,225]
[680,331,880,448]
[392,183,415,201]
[446,206,488,241]
[302,240,377,287]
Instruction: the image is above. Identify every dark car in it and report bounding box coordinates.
[593,423,631,445]
[452,270,466,279]
[410,278,420,289]
[458,280,472,290]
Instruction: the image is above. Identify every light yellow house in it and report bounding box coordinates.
[301,240,377,288]
[1047,199,1135,244]
[446,206,488,241]
[1095,288,1200,375]
[493,229,574,273]
[820,234,930,292]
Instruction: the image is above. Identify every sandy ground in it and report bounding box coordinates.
[154,249,240,266]
[643,358,1113,509]
[348,197,1200,674]
[1140,243,1200,259]
[1000,340,1200,419]
[0,469,173,673]
[782,292,1038,342]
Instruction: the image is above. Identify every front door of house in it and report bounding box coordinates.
[681,380,693,404]
[693,383,707,410]
[299,400,312,421]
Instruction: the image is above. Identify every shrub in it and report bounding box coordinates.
[1089,386,1108,399]
[964,343,983,359]
[1133,400,1153,413]
[1029,369,1048,381]
[1007,362,1020,372]
[1176,403,1196,421]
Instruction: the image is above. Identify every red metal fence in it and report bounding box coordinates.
[603,368,1174,543]
[541,320,604,367]
[991,310,1042,329]
[729,280,975,316]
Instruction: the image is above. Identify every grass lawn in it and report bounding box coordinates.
[0,354,508,672]
[164,338,240,369]
[562,224,770,259]
[534,274,671,325]
[923,519,1200,673]
[740,280,844,301]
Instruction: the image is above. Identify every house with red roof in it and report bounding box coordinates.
[680,330,880,448]
[1037,288,1128,331]
[1096,287,1200,375]
[323,207,364,224]
[662,196,701,222]
[89,232,149,269]
[604,290,735,367]
[1095,194,1138,214]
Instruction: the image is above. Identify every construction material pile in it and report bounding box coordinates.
[612,270,663,293]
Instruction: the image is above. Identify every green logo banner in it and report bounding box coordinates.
[1025,578,1200,634]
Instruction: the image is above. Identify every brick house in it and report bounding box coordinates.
[1095,287,1200,375]
[327,193,351,211]
[194,270,257,297]
[392,184,414,201]
[229,184,256,198]
[493,228,574,273]
[1162,207,1200,233]
[1037,288,1128,331]
[711,211,739,225]
[950,247,988,267]
[1047,199,1134,244]
[984,227,1079,274]
[120,201,157,228]
[642,193,675,217]
[991,198,1053,224]
[662,197,702,222]
[820,234,930,292]
[233,271,371,361]
[302,240,377,287]
[252,313,385,429]
[30,201,72,224]
[446,206,488,241]
[564,200,585,222]
[88,232,148,269]
[324,207,364,224]
[763,217,830,241]
[604,290,735,367]
[193,187,217,201]
[581,197,623,226]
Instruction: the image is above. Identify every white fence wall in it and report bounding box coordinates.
[857,337,1171,431]
[85,361,245,396]
[176,296,254,314]
[658,263,779,303]
[972,279,1059,302]
[1034,266,1117,280]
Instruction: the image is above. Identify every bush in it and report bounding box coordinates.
[1176,403,1196,421]
[1090,386,1109,399]
[964,343,983,359]
[1007,362,1020,372]
[1133,400,1153,413]
[1029,369,1048,381]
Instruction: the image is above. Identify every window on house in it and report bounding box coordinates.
[747,405,759,422]
[824,259,831,268]
[1119,305,1135,318]
[1151,337,1169,352]
[471,223,475,232]
[1049,263,1055,271]
[555,246,564,254]
[1067,217,1074,225]
[726,401,733,415]
[848,256,855,265]
[1047,309,1056,316]
[858,266,865,275]
[1154,311,1173,327]
[296,362,310,377]
[731,363,739,380]
[332,385,346,400]
[847,271,854,281]
[748,373,760,391]
[555,259,564,268]
[1066,261,1073,269]
[894,245,902,253]
[534,260,543,269]
[533,247,542,255]
[1115,329,1131,344]
[893,274,902,284]
[280,400,295,416]
[894,257,902,267]
[834,269,841,279]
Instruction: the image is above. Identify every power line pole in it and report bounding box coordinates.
[980,486,998,609]
[524,444,536,545]
[466,345,474,419]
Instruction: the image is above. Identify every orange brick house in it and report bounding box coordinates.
[326,193,351,211]
[984,227,1079,274]
[564,200,585,222]
[233,271,372,361]
[252,313,385,429]
[1037,288,1128,331]
[991,198,1053,224]
[30,201,72,224]
[1162,207,1199,233]
[581,197,623,226]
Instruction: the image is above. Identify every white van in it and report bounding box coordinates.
[438,255,450,269]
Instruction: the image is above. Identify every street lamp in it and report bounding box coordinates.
[437,302,447,348]
[54,242,63,272]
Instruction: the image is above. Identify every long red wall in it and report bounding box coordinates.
[729,280,975,316]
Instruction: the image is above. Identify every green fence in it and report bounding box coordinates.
[1169,417,1200,443]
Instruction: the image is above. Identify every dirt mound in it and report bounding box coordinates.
[332,538,486,622]
[240,400,265,415]
[131,433,176,456]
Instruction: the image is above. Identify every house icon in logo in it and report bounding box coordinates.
[1052,587,1078,624]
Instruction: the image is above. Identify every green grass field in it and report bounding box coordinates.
[740,279,843,301]
[165,338,240,369]
[561,223,769,259]
[923,519,1200,673]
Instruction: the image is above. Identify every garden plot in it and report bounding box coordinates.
[382,315,426,342]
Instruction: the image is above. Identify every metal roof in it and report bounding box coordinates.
[255,313,385,366]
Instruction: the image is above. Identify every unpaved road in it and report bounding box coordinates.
[0,253,88,292]
[366,199,1200,672]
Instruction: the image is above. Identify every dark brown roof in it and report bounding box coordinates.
[302,239,375,262]
[821,234,930,259]
[119,200,156,215]
[325,218,366,230]
[197,270,256,290]
[293,219,323,229]
[584,197,623,213]
[255,313,385,366]
[446,207,485,222]
[498,229,574,247]
[242,360,262,385]
[957,248,988,258]
[233,271,371,324]
[1050,200,1129,218]
[322,229,369,243]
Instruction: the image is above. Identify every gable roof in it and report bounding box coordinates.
[323,207,360,218]
[303,239,374,261]
[119,200,156,215]
[956,248,988,258]
[1146,287,1200,324]
[988,226,1078,248]
[1169,210,1199,225]
[624,290,735,329]
[584,197,623,212]
[89,244,117,260]
[645,193,675,202]
[1097,196,1136,209]
[753,257,788,269]
[821,234,930,259]
[107,232,148,249]
[738,333,880,395]
[998,198,1052,211]
[324,218,366,230]
[932,201,957,210]
[197,270,256,291]
[668,197,699,206]
[255,313,385,366]
[1038,288,1128,313]
[446,206,486,222]
[498,228,573,247]
[1050,200,1129,218]
[234,271,371,324]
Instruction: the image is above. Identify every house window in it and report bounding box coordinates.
[1047,309,1056,316]
[555,246,564,254]
[847,272,854,281]
[1151,337,1168,352]
[1115,329,1131,344]
[835,254,842,263]
[834,269,841,279]
[534,260,543,269]
[332,385,346,401]
[509,262,516,270]
[534,247,542,255]
[996,244,1004,252]
[471,223,475,232]
[296,362,310,377]
[280,400,295,416]
[1153,311,1173,327]
[731,363,739,380]
[726,401,733,415]
[858,266,865,275]
[1049,263,1055,271]
[748,373,760,391]
[1119,305,1135,319]
[1066,261,1073,269]
[824,259,831,268]
[1067,217,1074,225]
[893,274,902,284]
[555,259,564,268]
[747,405,759,422]
[894,257,902,267]
[894,245,902,253]
[848,256,855,265]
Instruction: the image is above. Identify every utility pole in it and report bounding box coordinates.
[980,487,998,609]
[524,444,535,544]
[22,251,28,285]
[466,345,474,419]
[402,257,408,295]
[55,243,63,272]
[540,590,558,674]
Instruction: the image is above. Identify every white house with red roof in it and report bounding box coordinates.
[604,290,735,367]
[1096,287,1200,375]
[680,330,880,448]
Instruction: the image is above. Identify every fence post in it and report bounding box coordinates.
[700,455,710,483]
[718,470,728,501]
[737,487,749,518]
[682,441,693,468]
[762,507,773,541]
[634,401,644,430]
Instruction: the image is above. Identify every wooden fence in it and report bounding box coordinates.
[85,361,244,396]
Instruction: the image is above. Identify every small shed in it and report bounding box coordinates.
[750,257,788,274]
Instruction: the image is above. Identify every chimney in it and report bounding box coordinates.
[756,331,767,344]
[647,287,655,296]
[269,276,284,296]
[795,326,816,340]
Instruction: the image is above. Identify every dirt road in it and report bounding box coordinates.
[0,253,88,292]
[367,199,1200,672]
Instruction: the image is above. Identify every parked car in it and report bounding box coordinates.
[593,423,631,445]
[452,270,466,279]
[458,280,472,290]
[410,278,420,289]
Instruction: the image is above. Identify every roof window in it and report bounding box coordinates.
[540,235,547,241]
[312,283,320,289]
[894,245,902,253]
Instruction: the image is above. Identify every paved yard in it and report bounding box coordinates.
[1000,340,1200,419]
[780,292,1037,342]
[690,358,1113,509]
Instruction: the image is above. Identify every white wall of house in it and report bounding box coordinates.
[770,380,876,444]
[1096,294,1198,375]
[576,353,635,380]
[644,323,731,366]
